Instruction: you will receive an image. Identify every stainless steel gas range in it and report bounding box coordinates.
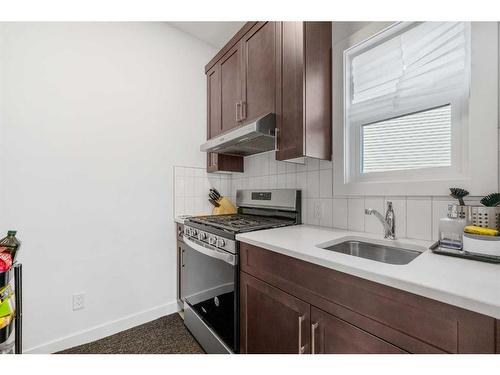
[181,189,301,353]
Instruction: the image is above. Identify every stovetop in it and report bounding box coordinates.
[187,214,294,234]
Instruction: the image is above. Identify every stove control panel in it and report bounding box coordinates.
[183,225,236,255]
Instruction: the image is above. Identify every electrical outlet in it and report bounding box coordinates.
[73,293,86,311]
[314,201,322,220]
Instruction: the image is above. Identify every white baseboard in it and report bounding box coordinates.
[24,301,180,354]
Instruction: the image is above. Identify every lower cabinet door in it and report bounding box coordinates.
[240,272,310,354]
[311,307,407,354]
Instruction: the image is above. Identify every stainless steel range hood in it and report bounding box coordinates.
[200,113,275,156]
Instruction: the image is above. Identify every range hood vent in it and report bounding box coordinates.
[200,113,276,157]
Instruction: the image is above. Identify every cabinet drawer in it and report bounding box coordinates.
[240,243,495,353]
[311,307,406,354]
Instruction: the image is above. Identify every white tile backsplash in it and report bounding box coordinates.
[306,170,320,198]
[319,159,333,170]
[286,161,297,174]
[319,198,334,228]
[348,197,365,232]
[296,172,307,193]
[277,160,288,174]
[174,151,491,240]
[332,198,348,229]
[286,172,297,188]
[268,153,277,175]
[307,157,320,171]
[319,168,333,198]
[277,173,287,188]
[173,165,223,217]
[307,198,320,226]
[406,197,432,241]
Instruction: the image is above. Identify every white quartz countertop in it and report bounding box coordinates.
[236,225,500,319]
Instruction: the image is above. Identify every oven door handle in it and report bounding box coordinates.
[183,236,236,266]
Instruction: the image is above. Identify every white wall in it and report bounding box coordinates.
[0,22,215,353]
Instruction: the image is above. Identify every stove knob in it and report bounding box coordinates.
[192,229,198,237]
[208,236,217,246]
[217,238,226,247]
[184,227,189,236]
[199,232,207,240]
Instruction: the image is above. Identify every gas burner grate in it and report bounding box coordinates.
[188,214,294,233]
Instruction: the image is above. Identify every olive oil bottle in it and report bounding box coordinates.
[0,231,21,261]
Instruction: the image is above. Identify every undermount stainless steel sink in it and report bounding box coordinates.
[319,240,422,265]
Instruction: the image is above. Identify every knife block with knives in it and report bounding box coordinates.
[209,188,237,215]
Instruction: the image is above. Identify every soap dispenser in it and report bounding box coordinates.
[439,204,467,249]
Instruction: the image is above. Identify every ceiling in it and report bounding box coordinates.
[169,22,246,49]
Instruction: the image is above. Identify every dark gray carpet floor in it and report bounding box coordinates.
[57,313,204,354]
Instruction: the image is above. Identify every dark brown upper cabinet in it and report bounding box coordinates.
[205,38,246,173]
[203,21,332,172]
[220,44,244,133]
[207,22,278,135]
[206,152,243,174]
[276,22,332,162]
[207,65,221,138]
[241,22,278,123]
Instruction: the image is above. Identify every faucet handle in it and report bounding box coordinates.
[386,201,393,210]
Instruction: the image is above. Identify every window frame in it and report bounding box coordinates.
[344,22,470,185]
[332,22,498,197]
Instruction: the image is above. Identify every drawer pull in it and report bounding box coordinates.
[311,322,319,354]
[298,315,306,354]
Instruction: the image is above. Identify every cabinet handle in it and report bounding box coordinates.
[235,101,241,121]
[241,101,247,121]
[274,128,279,151]
[311,322,319,354]
[298,314,306,354]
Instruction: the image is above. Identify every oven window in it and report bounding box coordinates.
[182,242,237,350]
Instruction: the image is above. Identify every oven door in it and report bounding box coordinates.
[182,235,238,353]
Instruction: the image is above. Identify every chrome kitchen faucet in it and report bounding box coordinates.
[365,201,396,240]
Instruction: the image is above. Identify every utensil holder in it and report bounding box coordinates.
[457,206,500,230]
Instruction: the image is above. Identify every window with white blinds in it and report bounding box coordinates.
[344,22,470,177]
[362,105,451,173]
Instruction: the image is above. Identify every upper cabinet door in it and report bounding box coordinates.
[276,22,332,162]
[277,22,305,161]
[241,22,277,123]
[220,44,243,134]
[207,65,221,139]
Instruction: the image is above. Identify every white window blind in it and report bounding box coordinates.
[362,105,452,173]
[348,22,469,126]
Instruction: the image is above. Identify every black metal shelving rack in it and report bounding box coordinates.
[0,263,22,354]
